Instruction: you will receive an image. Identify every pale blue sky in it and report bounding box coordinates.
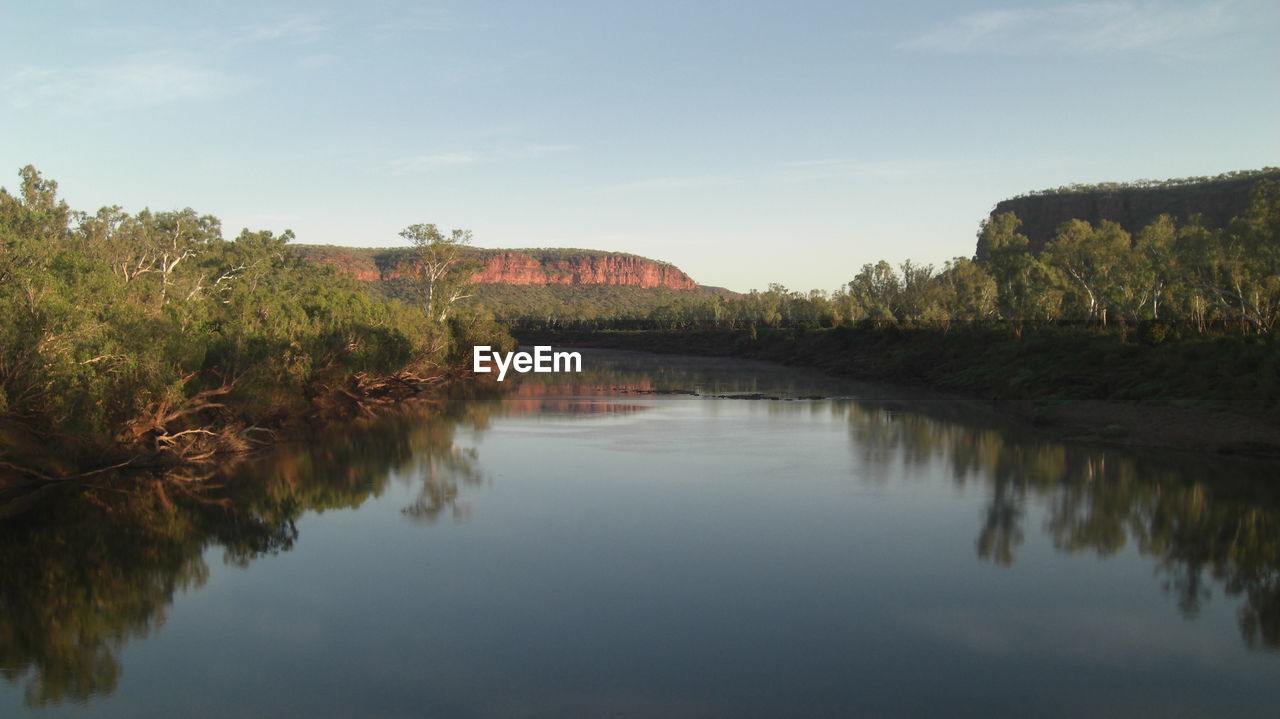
[3,0,1277,291]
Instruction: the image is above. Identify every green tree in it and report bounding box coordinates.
[398,224,479,322]
[1134,215,1178,320]
[847,260,901,323]
[1043,219,1130,326]
[898,260,943,323]
[977,212,1057,334]
[1225,179,1280,332]
[937,257,997,324]
[1174,184,1280,334]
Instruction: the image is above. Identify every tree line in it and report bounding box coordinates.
[1013,167,1278,199]
[626,179,1279,337]
[0,166,509,473]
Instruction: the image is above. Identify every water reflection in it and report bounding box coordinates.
[1,350,1278,710]
[0,393,502,706]
[833,397,1280,650]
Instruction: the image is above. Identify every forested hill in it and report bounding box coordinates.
[290,244,734,328]
[983,168,1279,256]
[290,245,700,290]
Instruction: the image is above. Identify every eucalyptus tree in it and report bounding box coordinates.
[976,212,1058,333]
[1174,183,1280,333]
[1042,219,1131,326]
[398,223,479,323]
[936,257,997,325]
[1225,179,1280,332]
[1134,215,1179,320]
[898,260,944,324]
[846,260,901,323]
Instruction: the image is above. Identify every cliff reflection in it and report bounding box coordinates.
[837,398,1280,650]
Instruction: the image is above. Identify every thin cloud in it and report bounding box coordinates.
[4,12,329,112]
[388,153,483,174]
[600,159,974,194]
[297,54,338,69]
[600,173,749,193]
[904,1,1235,55]
[777,158,974,182]
[388,145,580,174]
[520,144,581,158]
[4,56,246,111]
[240,15,327,45]
[369,6,459,35]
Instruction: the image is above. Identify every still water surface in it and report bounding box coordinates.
[3,349,1278,717]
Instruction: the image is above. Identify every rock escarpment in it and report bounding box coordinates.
[981,168,1278,257]
[473,251,696,289]
[291,246,698,290]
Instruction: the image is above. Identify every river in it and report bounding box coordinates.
[2,349,1277,717]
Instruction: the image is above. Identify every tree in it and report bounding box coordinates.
[1134,215,1178,320]
[847,260,901,323]
[1043,219,1131,326]
[1173,183,1280,333]
[977,212,1058,334]
[898,260,943,323]
[398,223,479,322]
[937,257,997,324]
[1226,179,1280,332]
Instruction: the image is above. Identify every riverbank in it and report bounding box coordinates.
[0,366,504,494]
[516,326,1280,457]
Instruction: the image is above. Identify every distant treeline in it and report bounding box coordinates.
[514,178,1279,336]
[450,283,733,328]
[1012,167,1279,199]
[291,244,687,277]
[0,167,510,475]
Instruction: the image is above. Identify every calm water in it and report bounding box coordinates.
[3,349,1278,718]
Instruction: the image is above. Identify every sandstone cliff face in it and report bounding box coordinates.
[981,170,1277,257]
[318,260,381,283]
[472,251,697,289]
[297,247,698,290]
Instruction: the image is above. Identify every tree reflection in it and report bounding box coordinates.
[0,393,504,706]
[4,354,1279,710]
[837,398,1280,650]
[0,480,210,705]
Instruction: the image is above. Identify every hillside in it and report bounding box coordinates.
[981,167,1279,256]
[290,244,732,327]
[290,245,698,290]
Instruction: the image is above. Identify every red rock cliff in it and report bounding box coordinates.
[471,251,697,289]
[291,246,699,290]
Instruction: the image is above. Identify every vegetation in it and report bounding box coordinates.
[0,166,511,479]
[511,179,1280,336]
[397,223,480,322]
[4,162,1277,471]
[1014,167,1279,199]
[288,244,687,278]
[519,178,1280,425]
[524,324,1279,421]
[466,284,733,328]
[289,243,728,329]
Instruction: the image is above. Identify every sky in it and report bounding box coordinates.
[2,0,1278,292]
